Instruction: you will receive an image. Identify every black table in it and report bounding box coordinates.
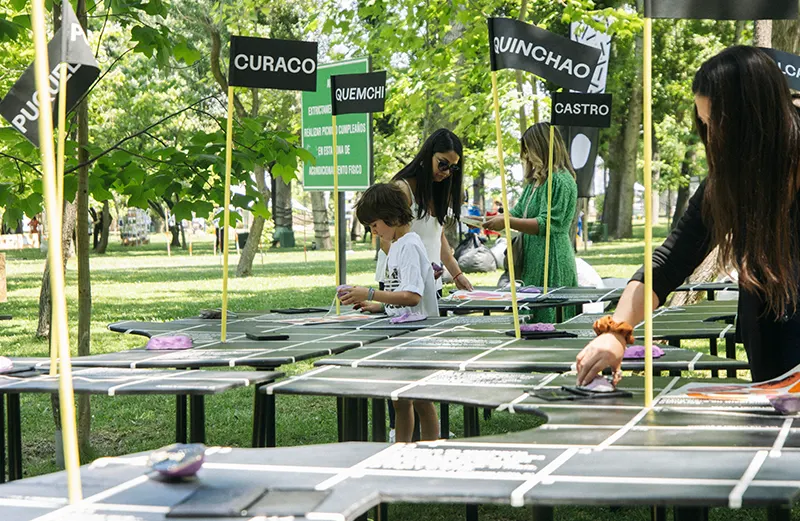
[4,372,799,521]
[0,367,280,482]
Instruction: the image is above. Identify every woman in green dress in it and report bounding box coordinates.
[484,122,578,322]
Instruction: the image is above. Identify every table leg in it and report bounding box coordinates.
[530,506,553,521]
[726,337,737,378]
[372,399,386,442]
[8,394,21,481]
[767,505,791,521]
[175,395,187,443]
[709,338,719,378]
[252,387,265,448]
[189,395,205,444]
[337,397,344,442]
[463,406,480,438]
[440,403,449,440]
[466,504,479,521]
[0,393,5,484]
[265,394,276,448]
[707,289,715,301]
[673,507,708,521]
[652,506,667,521]
[556,307,563,323]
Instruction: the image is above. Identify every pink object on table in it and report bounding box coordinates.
[520,323,556,332]
[389,312,428,324]
[581,375,616,393]
[146,335,193,351]
[518,286,543,294]
[623,345,665,359]
[0,356,13,374]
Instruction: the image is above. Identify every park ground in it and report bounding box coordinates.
[0,222,768,521]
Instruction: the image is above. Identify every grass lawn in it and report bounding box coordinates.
[0,221,771,521]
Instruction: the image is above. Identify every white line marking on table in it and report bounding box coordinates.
[728,450,769,508]
[770,419,794,458]
[510,448,578,506]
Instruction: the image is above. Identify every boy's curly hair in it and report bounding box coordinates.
[355,183,414,227]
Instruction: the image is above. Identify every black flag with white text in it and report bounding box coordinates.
[551,93,612,128]
[330,72,387,116]
[488,18,601,92]
[761,48,800,92]
[229,36,318,91]
[0,0,100,147]
[644,0,797,20]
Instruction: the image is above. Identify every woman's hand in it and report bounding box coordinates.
[454,273,474,291]
[575,332,626,386]
[483,215,506,232]
[354,302,384,313]
[339,286,370,306]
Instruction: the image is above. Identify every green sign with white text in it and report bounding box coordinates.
[301,58,372,191]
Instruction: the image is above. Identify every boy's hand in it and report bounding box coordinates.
[340,286,370,305]
[355,302,384,313]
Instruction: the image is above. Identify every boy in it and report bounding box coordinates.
[339,183,439,442]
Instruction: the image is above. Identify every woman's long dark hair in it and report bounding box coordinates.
[693,46,800,318]
[393,128,464,225]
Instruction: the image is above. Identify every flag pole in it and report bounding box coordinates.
[332,114,341,315]
[542,124,555,293]
[31,0,82,502]
[221,86,234,341]
[643,17,654,407]
[50,61,69,377]
[491,70,521,339]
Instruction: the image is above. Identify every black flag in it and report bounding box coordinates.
[551,93,612,128]
[0,0,100,147]
[488,18,601,92]
[644,0,797,20]
[330,72,387,116]
[229,36,318,91]
[760,48,800,92]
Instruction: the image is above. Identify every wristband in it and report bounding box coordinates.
[592,316,635,345]
[367,287,375,301]
[453,272,463,280]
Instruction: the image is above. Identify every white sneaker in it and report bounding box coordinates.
[389,429,396,443]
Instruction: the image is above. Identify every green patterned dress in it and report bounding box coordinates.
[510,170,578,323]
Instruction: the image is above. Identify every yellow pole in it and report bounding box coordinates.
[491,71,521,339]
[221,86,234,341]
[50,61,69,377]
[332,115,341,314]
[31,0,82,502]
[643,17,654,407]
[542,125,555,293]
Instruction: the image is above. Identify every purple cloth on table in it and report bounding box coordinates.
[520,323,556,332]
[0,356,13,374]
[623,345,665,359]
[518,286,542,294]
[389,312,428,324]
[769,395,800,415]
[148,443,206,477]
[146,335,193,351]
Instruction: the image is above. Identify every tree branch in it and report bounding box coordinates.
[65,95,218,175]
[202,15,247,118]
[0,152,42,176]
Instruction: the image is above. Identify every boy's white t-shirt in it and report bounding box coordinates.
[383,232,439,318]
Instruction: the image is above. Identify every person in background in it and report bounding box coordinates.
[483,122,579,322]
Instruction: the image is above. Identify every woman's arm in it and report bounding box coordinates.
[441,231,473,290]
[575,180,713,385]
[339,286,421,307]
[483,215,539,235]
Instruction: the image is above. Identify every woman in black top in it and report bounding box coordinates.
[576,46,800,385]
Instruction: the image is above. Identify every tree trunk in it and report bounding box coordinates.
[311,191,332,249]
[37,200,77,337]
[273,177,294,247]
[236,163,270,277]
[94,200,110,254]
[350,202,363,241]
[614,31,643,239]
[671,148,694,230]
[668,247,722,307]
[76,0,91,456]
[773,18,800,53]
[754,20,773,47]
[472,171,485,211]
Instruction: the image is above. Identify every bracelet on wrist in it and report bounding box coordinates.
[592,316,635,345]
[453,271,463,280]
[367,287,375,301]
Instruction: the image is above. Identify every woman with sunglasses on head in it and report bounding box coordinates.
[576,46,800,387]
[377,128,474,293]
[483,122,578,323]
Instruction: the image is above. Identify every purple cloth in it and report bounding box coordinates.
[520,323,556,332]
[146,335,193,351]
[148,443,206,477]
[623,345,666,359]
[518,286,543,294]
[0,357,13,374]
[769,395,800,415]
[389,312,428,324]
[580,376,616,393]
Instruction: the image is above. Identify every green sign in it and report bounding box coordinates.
[301,58,372,191]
